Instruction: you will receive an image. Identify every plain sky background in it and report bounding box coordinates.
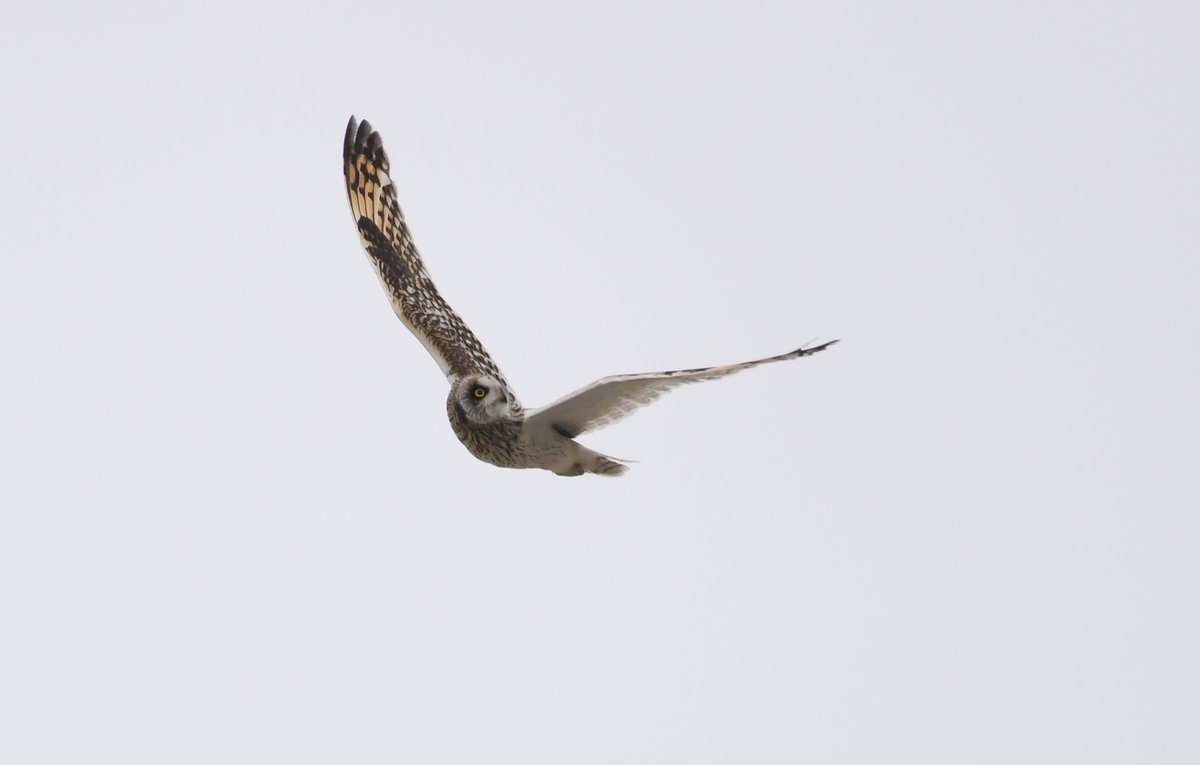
[2,1,1197,763]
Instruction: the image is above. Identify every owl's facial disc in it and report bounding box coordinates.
[458,376,509,422]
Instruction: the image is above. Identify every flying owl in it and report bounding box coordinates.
[343,116,837,476]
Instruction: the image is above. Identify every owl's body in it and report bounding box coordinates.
[343,116,836,477]
[447,391,625,476]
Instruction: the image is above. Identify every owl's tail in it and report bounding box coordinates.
[550,443,632,477]
[560,445,631,477]
[588,453,630,477]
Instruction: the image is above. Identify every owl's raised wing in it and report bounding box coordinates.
[525,341,838,438]
[343,116,513,388]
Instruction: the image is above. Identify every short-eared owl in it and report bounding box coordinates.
[343,116,837,477]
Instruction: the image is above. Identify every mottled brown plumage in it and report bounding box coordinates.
[344,118,518,401]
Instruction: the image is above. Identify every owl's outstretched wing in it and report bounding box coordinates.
[343,116,513,389]
[524,340,838,438]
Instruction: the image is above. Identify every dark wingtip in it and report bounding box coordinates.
[344,115,358,164]
[795,338,840,356]
[344,116,389,172]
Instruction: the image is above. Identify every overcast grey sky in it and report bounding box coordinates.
[2,1,1197,763]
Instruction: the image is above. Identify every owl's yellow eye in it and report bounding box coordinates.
[473,387,487,398]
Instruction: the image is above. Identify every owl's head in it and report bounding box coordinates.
[452,375,513,424]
